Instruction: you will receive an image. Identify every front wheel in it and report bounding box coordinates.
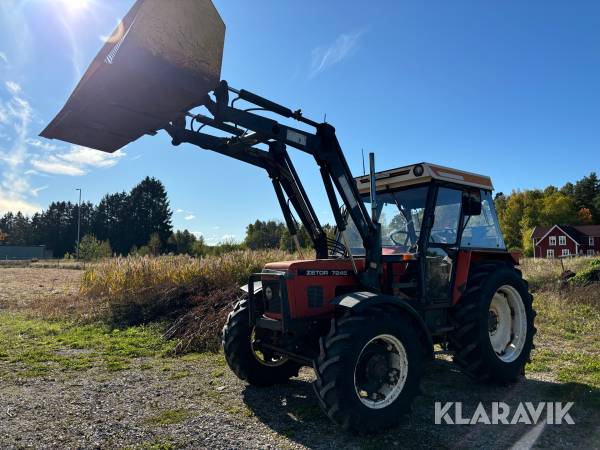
[222,297,300,386]
[313,309,425,432]
[449,264,536,383]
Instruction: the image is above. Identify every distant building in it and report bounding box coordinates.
[531,225,600,258]
[0,245,53,260]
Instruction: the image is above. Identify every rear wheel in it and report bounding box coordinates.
[313,309,425,432]
[222,297,300,386]
[449,264,536,383]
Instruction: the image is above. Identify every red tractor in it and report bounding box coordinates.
[41,0,535,433]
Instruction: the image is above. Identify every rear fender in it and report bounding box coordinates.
[331,291,433,358]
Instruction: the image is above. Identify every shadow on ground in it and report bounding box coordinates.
[242,359,600,449]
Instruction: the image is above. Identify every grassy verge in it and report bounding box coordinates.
[0,312,176,378]
[527,290,600,390]
[520,257,600,398]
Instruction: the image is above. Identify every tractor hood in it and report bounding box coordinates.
[264,259,366,274]
[40,0,225,153]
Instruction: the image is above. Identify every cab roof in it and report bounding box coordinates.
[355,162,493,195]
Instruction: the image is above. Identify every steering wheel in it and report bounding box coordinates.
[389,230,410,246]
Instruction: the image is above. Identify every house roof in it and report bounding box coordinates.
[572,225,600,237]
[532,224,600,244]
[531,226,552,239]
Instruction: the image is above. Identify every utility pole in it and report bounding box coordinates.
[76,188,82,260]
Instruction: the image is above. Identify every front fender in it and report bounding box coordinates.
[331,291,433,358]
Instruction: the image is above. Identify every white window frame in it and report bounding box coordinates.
[587,249,595,256]
[590,236,595,246]
[559,235,566,246]
[549,236,556,246]
[561,249,570,256]
[546,249,554,258]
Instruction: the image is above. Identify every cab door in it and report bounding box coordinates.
[424,186,463,303]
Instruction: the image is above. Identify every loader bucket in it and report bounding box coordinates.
[40,0,225,153]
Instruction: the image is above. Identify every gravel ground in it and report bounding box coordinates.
[1,355,598,449]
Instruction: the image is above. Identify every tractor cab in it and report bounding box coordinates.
[348,162,505,256]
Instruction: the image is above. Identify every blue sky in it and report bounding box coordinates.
[1,0,599,244]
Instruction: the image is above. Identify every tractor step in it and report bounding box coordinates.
[256,316,283,331]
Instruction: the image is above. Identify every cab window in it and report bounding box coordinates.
[460,190,506,249]
[429,188,462,245]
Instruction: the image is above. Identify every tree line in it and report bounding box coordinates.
[2,172,597,259]
[0,177,172,257]
[495,172,600,255]
[0,174,331,259]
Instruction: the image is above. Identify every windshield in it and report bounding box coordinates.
[343,186,429,255]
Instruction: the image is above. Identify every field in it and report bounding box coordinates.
[0,255,598,449]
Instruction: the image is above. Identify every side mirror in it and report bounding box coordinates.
[462,189,482,216]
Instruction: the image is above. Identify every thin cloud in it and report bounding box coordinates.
[57,145,125,168]
[310,30,365,78]
[0,79,38,214]
[0,195,40,215]
[5,81,21,95]
[30,157,86,176]
[26,138,57,151]
[31,185,48,197]
[184,214,195,221]
[0,52,7,64]
[28,145,126,176]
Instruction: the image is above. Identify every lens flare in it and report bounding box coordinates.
[57,0,91,13]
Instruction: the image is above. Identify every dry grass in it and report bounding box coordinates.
[520,257,600,389]
[519,256,593,291]
[0,268,82,311]
[76,250,299,326]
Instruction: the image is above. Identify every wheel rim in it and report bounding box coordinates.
[250,328,288,367]
[354,334,408,409]
[488,285,527,362]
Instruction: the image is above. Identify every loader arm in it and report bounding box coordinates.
[165,81,381,291]
[164,125,329,258]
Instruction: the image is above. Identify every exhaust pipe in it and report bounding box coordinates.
[40,0,225,153]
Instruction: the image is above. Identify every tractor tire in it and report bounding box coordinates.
[313,308,425,433]
[222,297,300,386]
[449,263,536,384]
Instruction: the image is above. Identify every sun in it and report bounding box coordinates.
[56,0,91,13]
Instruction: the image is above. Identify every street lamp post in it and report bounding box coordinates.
[76,188,82,260]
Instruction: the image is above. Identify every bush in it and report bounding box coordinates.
[80,250,297,327]
[78,234,112,261]
[568,258,600,287]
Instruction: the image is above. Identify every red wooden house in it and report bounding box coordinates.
[531,225,600,258]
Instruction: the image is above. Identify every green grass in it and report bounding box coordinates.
[143,408,190,426]
[0,312,176,378]
[525,289,600,390]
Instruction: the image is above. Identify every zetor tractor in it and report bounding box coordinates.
[40,0,535,433]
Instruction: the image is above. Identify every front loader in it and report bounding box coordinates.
[41,0,536,433]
